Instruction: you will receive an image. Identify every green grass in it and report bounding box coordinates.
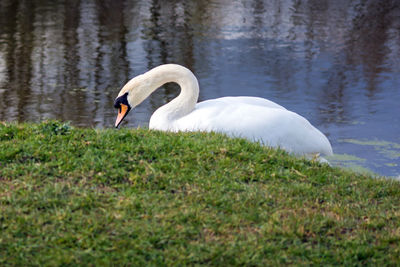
[1,121,400,266]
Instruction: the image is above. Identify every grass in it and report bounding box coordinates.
[1,120,400,266]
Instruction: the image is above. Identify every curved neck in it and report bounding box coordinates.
[151,64,199,118]
[136,64,199,120]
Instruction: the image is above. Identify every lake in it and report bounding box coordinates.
[0,0,399,177]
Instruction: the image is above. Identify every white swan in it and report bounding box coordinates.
[114,64,333,157]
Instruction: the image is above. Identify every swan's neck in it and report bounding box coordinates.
[121,65,198,130]
[148,65,199,120]
[119,64,199,128]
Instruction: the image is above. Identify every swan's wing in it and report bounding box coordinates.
[175,101,332,156]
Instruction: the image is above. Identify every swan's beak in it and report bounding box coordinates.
[115,104,130,128]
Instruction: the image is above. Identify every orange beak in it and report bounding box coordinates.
[115,104,129,128]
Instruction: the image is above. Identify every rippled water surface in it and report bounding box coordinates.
[0,0,399,177]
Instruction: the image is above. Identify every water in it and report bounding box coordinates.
[0,0,399,177]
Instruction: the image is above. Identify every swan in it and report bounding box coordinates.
[114,64,333,157]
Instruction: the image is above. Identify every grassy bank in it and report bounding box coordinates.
[1,121,399,266]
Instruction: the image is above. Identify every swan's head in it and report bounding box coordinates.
[114,92,131,128]
[114,74,152,128]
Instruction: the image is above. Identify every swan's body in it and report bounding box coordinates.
[114,64,333,157]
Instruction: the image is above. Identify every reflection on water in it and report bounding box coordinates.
[0,0,399,177]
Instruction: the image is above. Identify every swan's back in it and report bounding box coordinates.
[197,96,286,110]
[167,97,333,156]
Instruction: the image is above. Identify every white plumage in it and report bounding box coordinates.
[115,64,333,157]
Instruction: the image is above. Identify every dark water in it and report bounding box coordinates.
[0,0,399,177]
